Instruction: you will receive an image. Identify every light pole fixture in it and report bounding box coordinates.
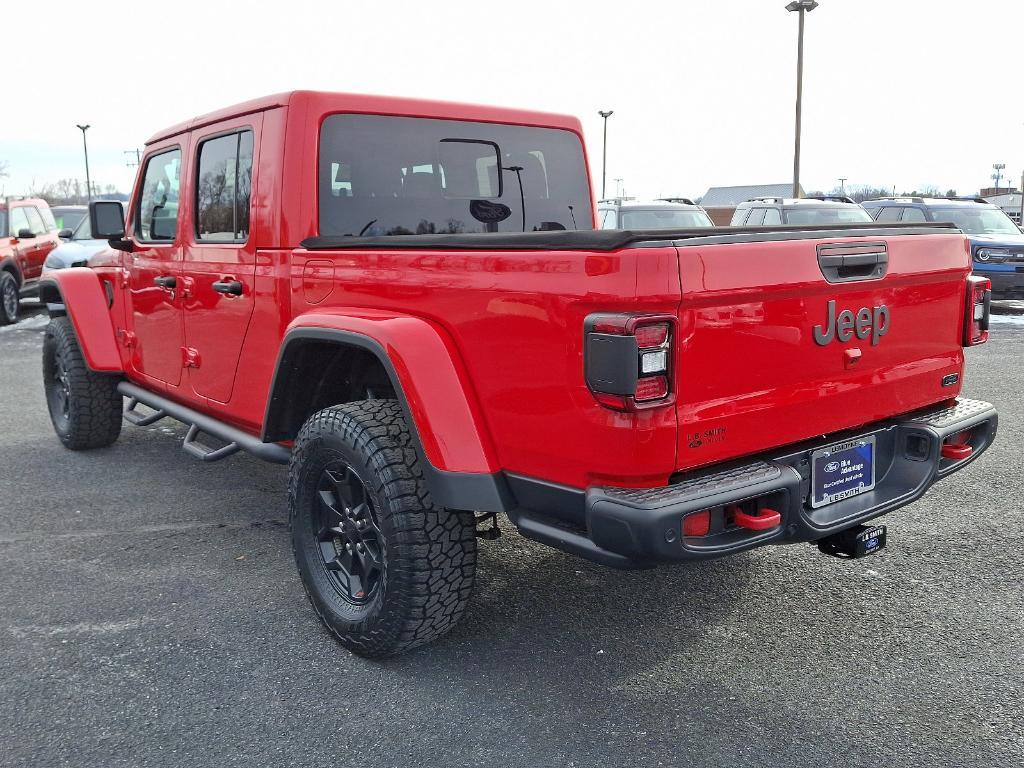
[598,110,614,200]
[786,0,819,199]
[76,124,92,203]
[838,177,847,195]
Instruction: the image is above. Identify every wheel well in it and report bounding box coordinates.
[1,262,20,288]
[38,280,63,308]
[263,339,398,442]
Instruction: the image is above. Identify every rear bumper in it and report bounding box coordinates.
[508,398,997,569]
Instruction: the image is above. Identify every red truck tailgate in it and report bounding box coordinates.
[674,232,971,472]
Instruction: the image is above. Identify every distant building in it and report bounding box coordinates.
[982,191,1023,224]
[700,183,804,225]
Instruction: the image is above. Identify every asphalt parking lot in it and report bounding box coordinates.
[1,303,1022,768]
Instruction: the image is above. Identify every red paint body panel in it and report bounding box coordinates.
[674,234,970,471]
[45,268,123,372]
[63,90,979,498]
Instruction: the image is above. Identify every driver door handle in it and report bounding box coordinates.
[153,275,177,289]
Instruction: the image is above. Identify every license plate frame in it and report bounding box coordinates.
[810,435,877,509]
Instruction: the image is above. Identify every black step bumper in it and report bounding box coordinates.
[508,398,997,569]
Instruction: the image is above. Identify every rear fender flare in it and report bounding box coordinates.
[39,269,122,373]
[265,309,513,512]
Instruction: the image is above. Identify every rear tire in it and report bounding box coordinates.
[0,272,19,325]
[289,400,476,658]
[42,316,123,450]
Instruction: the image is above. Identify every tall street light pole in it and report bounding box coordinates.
[839,177,847,195]
[598,110,614,200]
[76,124,92,203]
[786,0,818,199]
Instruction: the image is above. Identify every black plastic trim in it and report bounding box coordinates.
[300,222,959,252]
[118,382,291,464]
[263,327,514,512]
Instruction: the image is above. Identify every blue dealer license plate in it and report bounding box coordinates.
[810,436,876,509]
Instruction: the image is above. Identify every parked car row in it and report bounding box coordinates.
[7,185,1024,321]
[597,192,1024,298]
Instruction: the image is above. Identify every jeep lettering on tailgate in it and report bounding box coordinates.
[813,299,890,346]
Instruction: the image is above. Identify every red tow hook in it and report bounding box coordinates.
[732,507,782,531]
[941,443,973,460]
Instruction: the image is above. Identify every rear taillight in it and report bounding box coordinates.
[964,275,991,346]
[585,313,674,411]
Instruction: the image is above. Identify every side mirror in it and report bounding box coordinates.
[58,228,74,239]
[90,200,126,240]
[17,228,35,240]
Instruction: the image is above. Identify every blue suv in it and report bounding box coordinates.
[862,197,1024,298]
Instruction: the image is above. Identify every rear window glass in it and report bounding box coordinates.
[620,209,713,229]
[783,207,872,225]
[318,115,593,236]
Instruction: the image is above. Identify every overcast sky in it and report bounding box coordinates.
[3,0,1022,201]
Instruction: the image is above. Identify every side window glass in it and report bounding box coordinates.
[901,207,926,223]
[196,130,253,242]
[137,148,182,241]
[762,208,782,225]
[874,207,903,223]
[745,208,766,226]
[9,207,30,236]
[24,206,46,235]
[604,209,617,229]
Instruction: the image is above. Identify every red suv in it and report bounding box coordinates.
[1,197,61,324]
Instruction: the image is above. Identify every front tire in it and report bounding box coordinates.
[289,400,476,658]
[42,316,123,450]
[0,272,19,325]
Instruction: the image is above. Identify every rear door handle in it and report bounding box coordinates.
[153,275,177,289]
[212,279,243,296]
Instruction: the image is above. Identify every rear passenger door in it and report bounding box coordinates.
[182,117,260,403]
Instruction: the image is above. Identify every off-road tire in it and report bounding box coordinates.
[0,271,19,325]
[42,316,123,450]
[289,400,476,658]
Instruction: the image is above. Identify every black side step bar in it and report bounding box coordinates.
[117,382,291,465]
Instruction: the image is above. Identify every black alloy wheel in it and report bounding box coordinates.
[315,464,384,604]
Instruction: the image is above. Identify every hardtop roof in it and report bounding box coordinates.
[145,90,585,145]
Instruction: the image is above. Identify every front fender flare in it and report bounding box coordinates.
[40,269,122,373]
[266,309,513,512]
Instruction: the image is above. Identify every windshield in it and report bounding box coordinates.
[319,115,593,236]
[783,207,872,225]
[71,215,93,240]
[0,211,6,236]
[620,209,713,229]
[929,207,1020,235]
[52,208,87,232]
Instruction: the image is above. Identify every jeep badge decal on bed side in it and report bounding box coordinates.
[813,300,890,346]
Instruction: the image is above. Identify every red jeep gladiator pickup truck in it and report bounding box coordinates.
[40,91,997,657]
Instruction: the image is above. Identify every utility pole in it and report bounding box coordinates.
[124,148,142,168]
[76,124,92,204]
[598,110,614,200]
[786,0,819,199]
[838,177,847,195]
[614,178,624,198]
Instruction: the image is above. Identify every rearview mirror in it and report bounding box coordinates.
[16,228,34,240]
[89,200,125,240]
[58,228,74,239]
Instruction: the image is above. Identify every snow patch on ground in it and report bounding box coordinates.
[0,313,49,332]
